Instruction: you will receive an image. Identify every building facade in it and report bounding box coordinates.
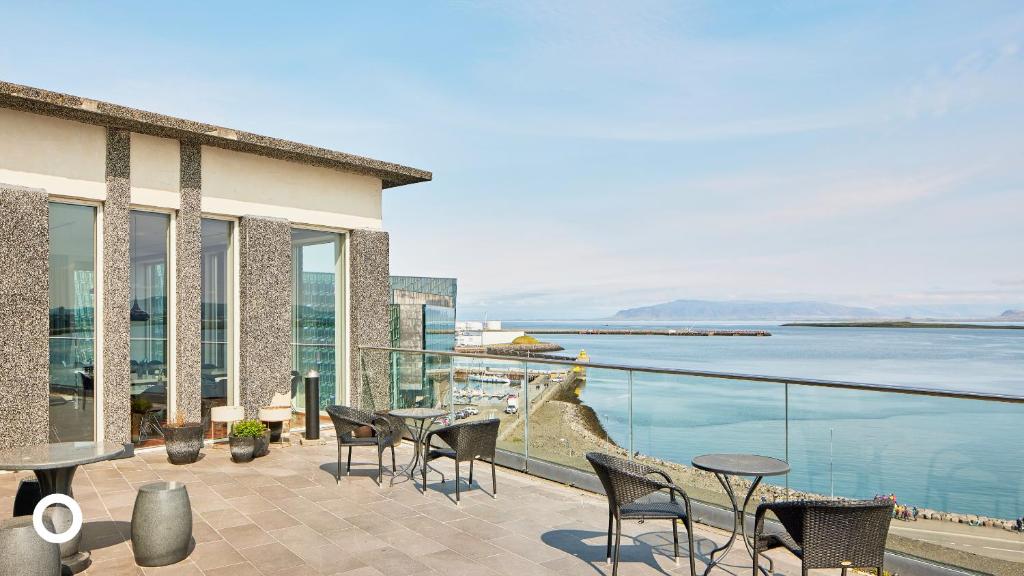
[0,81,430,450]
[389,276,456,409]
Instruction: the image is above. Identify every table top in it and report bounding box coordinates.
[691,453,790,477]
[389,408,446,420]
[0,441,126,471]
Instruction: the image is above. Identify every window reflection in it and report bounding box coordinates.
[48,203,96,442]
[201,218,232,437]
[291,229,342,419]
[130,211,169,446]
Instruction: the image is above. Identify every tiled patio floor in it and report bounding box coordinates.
[0,437,812,576]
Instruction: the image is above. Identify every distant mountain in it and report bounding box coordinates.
[999,309,1024,321]
[611,299,881,321]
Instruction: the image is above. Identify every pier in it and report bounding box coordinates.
[525,328,771,336]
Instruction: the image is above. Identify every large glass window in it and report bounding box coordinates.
[48,203,97,442]
[201,218,232,437]
[130,210,170,446]
[291,229,343,415]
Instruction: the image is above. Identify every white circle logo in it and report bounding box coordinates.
[32,494,83,544]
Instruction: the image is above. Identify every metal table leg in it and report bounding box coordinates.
[391,417,444,485]
[701,473,773,576]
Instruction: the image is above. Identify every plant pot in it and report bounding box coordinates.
[163,423,204,464]
[229,435,256,463]
[254,430,270,458]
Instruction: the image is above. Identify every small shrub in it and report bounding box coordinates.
[232,419,266,438]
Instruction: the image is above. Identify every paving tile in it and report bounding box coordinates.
[270,523,332,550]
[355,546,430,576]
[190,539,245,571]
[211,483,255,500]
[141,560,204,575]
[345,511,405,535]
[201,562,257,576]
[199,508,251,531]
[418,548,496,576]
[325,527,391,555]
[229,494,277,514]
[492,533,568,563]
[86,555,144,575]
[375,527,448,557]
[237,541,305,572]
[294,542,367,575]
[219,522,275,549]
[447,516,513,540]
[245,508,301,531]
[475,552,559,576]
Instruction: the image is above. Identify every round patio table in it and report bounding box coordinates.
[0,441,127,573]
[691,453,790,576]
[388,408,446,485]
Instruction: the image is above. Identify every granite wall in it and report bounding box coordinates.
[102,128,132,443]
[348,229,391,411]
[174,142,203,422]
[238,216,292,418]
[0,184,50,450]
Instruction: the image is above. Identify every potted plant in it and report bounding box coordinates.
[163,412,204,464]
[130,397,152,443]
[254,423,271,458]
[229,419,266,463]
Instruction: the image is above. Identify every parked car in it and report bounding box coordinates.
[454,410,468,419]
[504,405,518,414]
[465,407,479,416]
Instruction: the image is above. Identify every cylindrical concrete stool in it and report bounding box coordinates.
[13,478,42,517]
[131,482,192,567]
[0,515,61,576]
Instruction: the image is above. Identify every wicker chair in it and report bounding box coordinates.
[753,500,893,576]
[422,418,499,503]
[586,452,696,576]
[325,405,399,486]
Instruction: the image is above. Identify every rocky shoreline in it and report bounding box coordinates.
[530,370,1021,532]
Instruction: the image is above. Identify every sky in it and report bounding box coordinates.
[2,1,1022,319]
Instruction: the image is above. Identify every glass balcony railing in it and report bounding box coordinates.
[359,346,1024,576]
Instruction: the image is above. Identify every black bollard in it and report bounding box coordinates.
[304,369,320,440]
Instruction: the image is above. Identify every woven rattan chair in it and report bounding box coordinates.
[326,405,398,486]
[423,418,499,503]
[753,500,893,576]
[586,452,696,576]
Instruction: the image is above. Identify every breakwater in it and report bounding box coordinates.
[526,328,771,336]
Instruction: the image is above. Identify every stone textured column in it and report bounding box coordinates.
[103,128,132,443]
[348,229,391,411]
[238,216,292,418]
[174,142,202,423]
[0,184,49,450]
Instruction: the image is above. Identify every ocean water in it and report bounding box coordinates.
[504,321,1024,518]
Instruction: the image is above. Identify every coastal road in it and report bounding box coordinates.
[890,522,1024,563]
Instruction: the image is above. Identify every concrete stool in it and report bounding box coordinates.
[211,405,244,438]
[0,515,61,576]
[259,393,293,447]
[12,478,42,517]
[131,482,192,567]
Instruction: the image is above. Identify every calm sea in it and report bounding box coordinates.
[504,321,1024,519]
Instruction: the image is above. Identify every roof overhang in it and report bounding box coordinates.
[0,81,431,189]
